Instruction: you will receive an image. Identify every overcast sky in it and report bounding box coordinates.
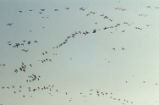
[1,0,159,105]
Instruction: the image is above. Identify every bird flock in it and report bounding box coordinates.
[0,1,159,105]
[7,40,38,52]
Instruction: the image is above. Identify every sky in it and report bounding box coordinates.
[1,0,159,105]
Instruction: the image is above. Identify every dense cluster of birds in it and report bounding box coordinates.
[7,40,38,52]
[14,62,32,73]
[26,74,41,83]
[13,62,41,84]
[38,58,52,63]
[0,2,159,105]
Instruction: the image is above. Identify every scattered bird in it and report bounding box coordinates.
[79,7,85,11]
[21,49,29,52]
[28,9,33,11]
[135,26,142,30]
[121,47,125,50]
[65,7,70,10]
[6,23,13,26]
[92,29,96,33]
[0,64,6,67]
[18,10,23,13]
[125,80,128,83]
[115,7,126,11]
[54,9,59,11]
[40,9,45,11]
[112,48,116,51]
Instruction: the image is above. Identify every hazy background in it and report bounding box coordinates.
[1,0,159,105]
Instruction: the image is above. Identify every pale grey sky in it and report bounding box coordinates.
[0,0,159,105]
